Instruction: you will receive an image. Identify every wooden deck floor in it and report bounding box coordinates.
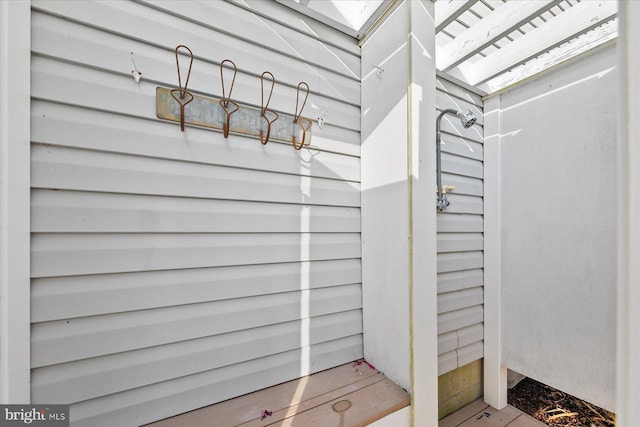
[144,361,410,427]
[439,399,546,427]
[143,363,545,427]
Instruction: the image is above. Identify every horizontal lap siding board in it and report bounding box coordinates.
[436,75,485,375]
[29,1,362,426]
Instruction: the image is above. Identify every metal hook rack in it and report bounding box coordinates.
[156,45,313,147]
[292,81,311,150]
[170,45,194,131]
[260,71,278,145]
[219,59,238,138]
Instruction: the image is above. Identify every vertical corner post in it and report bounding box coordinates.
[407,0,439,426]
[483,95,507,409]
[0,0,31,403]
[616,2,640,424]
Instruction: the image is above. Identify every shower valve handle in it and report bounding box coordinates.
[442,185,455,194]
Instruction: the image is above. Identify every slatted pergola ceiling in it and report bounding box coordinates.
[278,0,618,95]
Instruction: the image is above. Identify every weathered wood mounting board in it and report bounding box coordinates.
[156,87,312,145]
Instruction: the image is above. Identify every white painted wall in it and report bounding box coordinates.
[496,43,617,411]
[361,0,412,393]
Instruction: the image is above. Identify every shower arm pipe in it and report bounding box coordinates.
[436,109,459,209]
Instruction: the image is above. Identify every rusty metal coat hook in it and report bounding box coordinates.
[292,81,311,150]
[219,59,239,138]
[170,45,194,132]
[260,71,279,145]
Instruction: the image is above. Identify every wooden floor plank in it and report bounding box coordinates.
[505,414,547,427]
[145,362,380,427]
[238,374,386,427]
[457,405,521,427]
[440,399,490,427]
[265,378,410,427]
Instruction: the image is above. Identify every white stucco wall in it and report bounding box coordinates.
[497,43,617,411]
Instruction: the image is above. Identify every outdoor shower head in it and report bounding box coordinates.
[456,110,477,128]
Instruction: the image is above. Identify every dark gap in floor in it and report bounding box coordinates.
[508,377,615,427]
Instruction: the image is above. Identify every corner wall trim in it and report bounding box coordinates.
[0,0,31,403]
[483,96,507,409]
[616,2,640,424]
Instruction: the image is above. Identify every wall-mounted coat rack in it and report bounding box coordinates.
[156,45,313,149]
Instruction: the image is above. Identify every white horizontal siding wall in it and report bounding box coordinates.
[29,1,362,425]
[436,76,484,375]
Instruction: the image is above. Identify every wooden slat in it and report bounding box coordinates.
[261,378,409,427]
[141,363,408,427]
[32,190,360,234]
[235,362,388,427]
[437,0,564,71]
[435,0,480,33]
[31,283,363,367]
[467,0,618,85]
[67,337,363,427]
[439,399,489,427]
[238,377,394,426]
[31,232,361,278]
[147,363,382,427]
[31,145,360,208]
[456,405,521,427]
[31,259,361,322]
[32,311,363,403]
[476,19,618,94]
